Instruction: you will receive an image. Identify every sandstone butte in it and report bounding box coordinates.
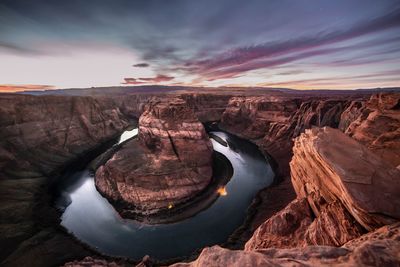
[95,97,214,215]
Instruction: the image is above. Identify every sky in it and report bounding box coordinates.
[0,0,400,91]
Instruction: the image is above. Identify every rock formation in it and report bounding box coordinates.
[341,93,400,168]
[0,94,129,179]
[245,127,400,252]
[170,223,400,267]
[95,97,213,215]
[291,127,400,231]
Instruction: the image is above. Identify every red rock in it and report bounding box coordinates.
[0,94,129,179]
[170,223,400,267]
[342,93,400,168]
[244,198,313,250]
[291,127,400,232]
[63,256,122,267]
[95,97,213,214]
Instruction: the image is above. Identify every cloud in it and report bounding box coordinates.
[121,78,144,85]
[0,42,43,55]
[258,69,400,87]
[0,84,55,92]
[121,74,174,85]
[183,8,400,80]
[132,63,149,68]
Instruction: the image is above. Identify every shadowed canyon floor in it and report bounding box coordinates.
[0,88,399,266]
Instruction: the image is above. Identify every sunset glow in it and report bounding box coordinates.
[1,0,399,91]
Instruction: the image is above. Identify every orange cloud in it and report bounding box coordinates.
[0,84,55,93]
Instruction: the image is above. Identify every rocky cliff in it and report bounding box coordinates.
[0,94,129,179]
[95,97,214,216]
[245,127,400,252]
[220,96,359,177]
[341,93,400,168]
[0,94,130,266]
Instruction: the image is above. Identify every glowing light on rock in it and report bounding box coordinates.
[217,187,227,196]
[167,203,174,209]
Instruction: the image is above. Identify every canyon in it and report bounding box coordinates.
[0,88,399,266]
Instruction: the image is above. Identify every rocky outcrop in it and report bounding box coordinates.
[291,127,400,232]
[341,93,400,168]
[95,97,213,215]
[243,126,400,253]
[220,96,356,178]
[63,257,122,267]
[170,223,400,267]
[244,198,313,250]
[219,96,359,246]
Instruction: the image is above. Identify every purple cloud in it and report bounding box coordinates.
[132,63,150,68]
[184,8,400,80]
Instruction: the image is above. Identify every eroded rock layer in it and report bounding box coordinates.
[171,223,400,267]
[291,127,400,231]
[341,93,400,168]
[0,94,130,266]
[95,97,213,214]
[0,94,129,179]
[244,125,400,256]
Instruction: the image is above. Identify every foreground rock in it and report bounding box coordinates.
[245,127,400,252]
[170,223,400,267]
[291,127,400,231]
[95,97,213,215]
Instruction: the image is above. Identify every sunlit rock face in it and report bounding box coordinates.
[220,96,354,178]
[291,127,400,231]
[170,223,400,267]
[95,97,213,214]
[341,93,400,168]
[244,126,400,251]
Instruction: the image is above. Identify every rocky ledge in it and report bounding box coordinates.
[171,222,400,267]
[95,97,214,216]
[245,127,400,252]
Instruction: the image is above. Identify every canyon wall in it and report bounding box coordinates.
[0,94,129,180]
[0,94,130,266]
[219,96,360,177]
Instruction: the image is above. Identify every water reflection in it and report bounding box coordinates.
[118,128,138,144]
[56,130,274,260]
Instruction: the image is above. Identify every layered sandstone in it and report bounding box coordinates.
[341,93,400,168]
[95,97,213,214]
[0,94,129,179]
[0,94,130,266]
[171,223,400,267]
[291,127,400,231]
[245,126,400,252]
[220,96,356,178]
